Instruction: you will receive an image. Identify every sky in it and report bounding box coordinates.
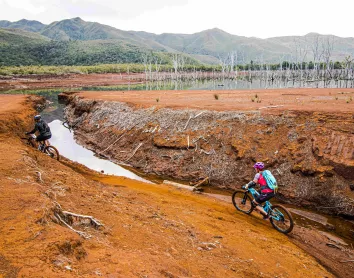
[1,0,353,38]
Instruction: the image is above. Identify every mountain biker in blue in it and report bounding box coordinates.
[243,162,275,220]
[25,115,52,149]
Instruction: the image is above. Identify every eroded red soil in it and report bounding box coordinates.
[76,88,354,113]
[0,95,343,277]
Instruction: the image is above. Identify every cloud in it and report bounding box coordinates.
[0,0,190,22]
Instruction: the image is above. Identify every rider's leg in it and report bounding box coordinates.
[252,200,268,216]
[36,134,50,148]
[254,192,275,218]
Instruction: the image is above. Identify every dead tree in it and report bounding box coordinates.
[322,36,335,80]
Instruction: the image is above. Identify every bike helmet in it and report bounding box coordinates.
[253,162,265,170]
[34,115,41,120]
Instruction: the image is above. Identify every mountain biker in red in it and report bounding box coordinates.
[25,115,52,149]
[243,162,275,220]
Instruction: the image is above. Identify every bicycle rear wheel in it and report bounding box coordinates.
[232,190,254,214]
[270,204,294,234]
[44,145,60,161]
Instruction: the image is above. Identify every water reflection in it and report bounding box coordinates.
[48,120,150,183]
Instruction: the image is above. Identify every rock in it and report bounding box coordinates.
[65,265,72,271]
[350,184,354,191]
[198,242,217,251]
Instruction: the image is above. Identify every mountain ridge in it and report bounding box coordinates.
[1,17,354,65]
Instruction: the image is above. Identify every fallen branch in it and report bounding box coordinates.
[52,203,104,239]
[62,121,72,133]
[101,132,126,153]
[184,115,193,130]
[194,111,205,119]
[340,260,354,263]
[258,105,284,110]
[54,213,92,239]
[161,155,172,159]
[62,210,104,229]
[192,136,208,143]
[184,111,205,130]
[190,177,209,187]
[200,149,216,155]
[326,243,342,249]
[125,142,143,162]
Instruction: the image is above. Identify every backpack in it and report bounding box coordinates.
[262,170,278,192]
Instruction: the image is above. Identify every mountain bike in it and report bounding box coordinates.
[22,134,60,161]
[232,185,294,234]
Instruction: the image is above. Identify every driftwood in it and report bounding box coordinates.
[62,210,103,229]
[326,243,342,249]
[163,180,194,191]
[55,212,92,239]
[184,111,205,130]
[340,260,354,263]
[125,142,143,162]
[258,105,284,110]
[190,177,209,187]
[192,136,208,143]
[200,149,216,155]
[101,132,126,153]
[184,115,193,130]
[62,121,72,133]
[53,203,103,239]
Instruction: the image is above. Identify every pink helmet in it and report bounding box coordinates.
[253,162,265,170]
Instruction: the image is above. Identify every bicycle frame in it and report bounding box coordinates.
[246,187,284,222]
[25,134,48,152]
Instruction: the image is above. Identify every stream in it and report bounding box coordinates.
[48,120,149,183]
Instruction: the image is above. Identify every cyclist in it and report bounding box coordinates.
[243,162,275,220]
[26,115,52,149]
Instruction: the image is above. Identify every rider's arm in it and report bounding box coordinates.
[245,173,260,189]
[27,124,38,134]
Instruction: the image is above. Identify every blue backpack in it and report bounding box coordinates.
[262,170,278,192]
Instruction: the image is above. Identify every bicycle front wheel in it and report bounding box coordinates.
[44,145,60,161]
[270,204,294,234]
[232,190,254,214]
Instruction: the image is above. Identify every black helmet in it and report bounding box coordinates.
[34,115,41,120]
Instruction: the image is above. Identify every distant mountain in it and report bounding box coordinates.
[39,17,171,52]
[1,17,354,66]
[0,19,46,32]
[0,27,175,66]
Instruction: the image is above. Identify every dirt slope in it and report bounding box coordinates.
[0,95,336,277]
[61,89,354,217]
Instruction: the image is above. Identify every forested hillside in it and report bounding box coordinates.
[1,17,354,66]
